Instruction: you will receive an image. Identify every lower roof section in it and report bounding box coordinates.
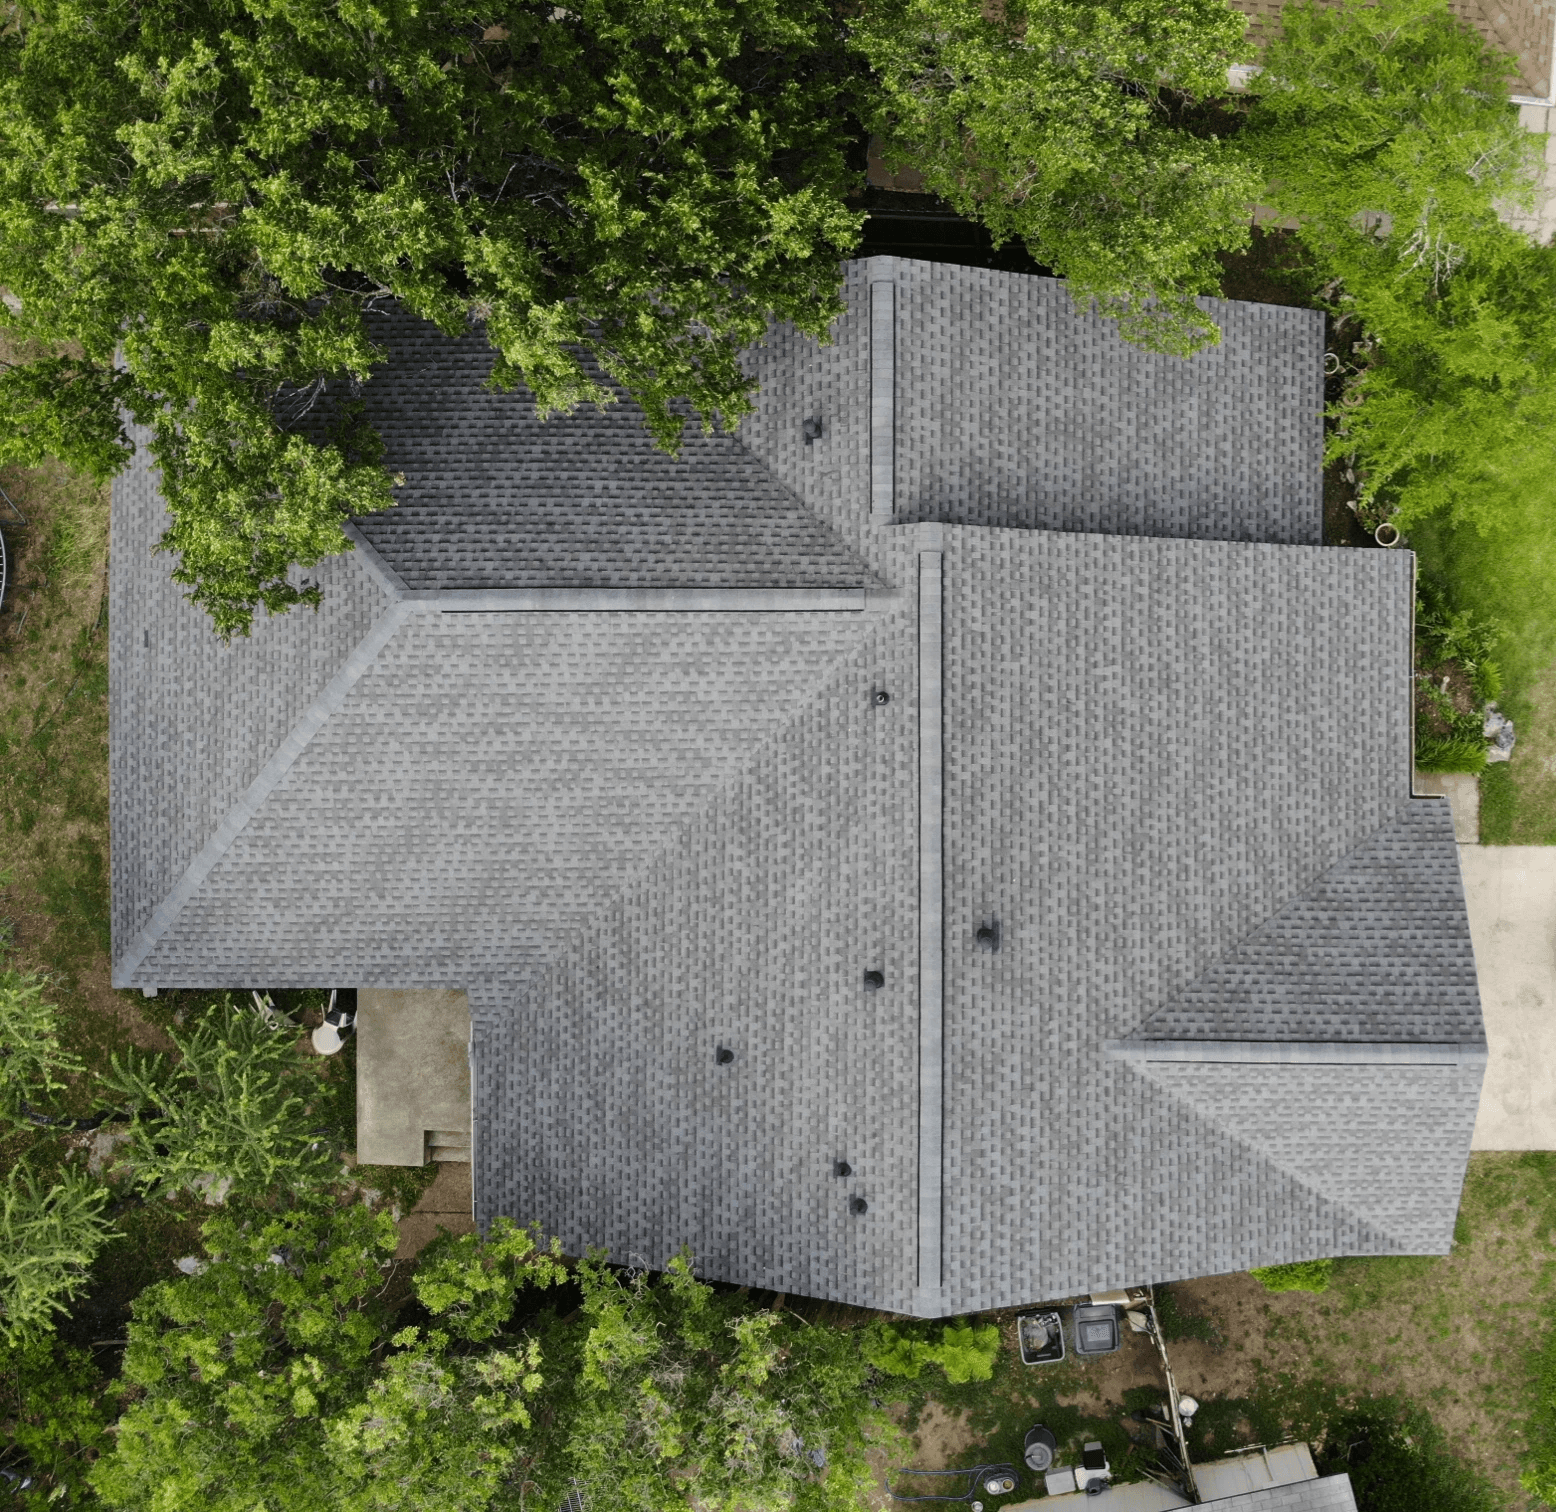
[472,530,1481,1314]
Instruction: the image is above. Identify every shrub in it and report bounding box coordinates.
[0,965,85,1127]
[0,1161,117,1345]
[1415,734,1488,774]
[1249,1259,1333,1294]
[863,1319,1001,1383]
[99,995,338,1200]
[0,1333,113,1502]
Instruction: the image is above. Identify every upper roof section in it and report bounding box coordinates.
[333,258,1324,599]
[739,258,1325,556]
[341,312,876,593]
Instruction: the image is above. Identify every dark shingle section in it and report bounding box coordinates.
[345,313,874,591]
[936,527,1479,1310]
[1132,800,1482,1045]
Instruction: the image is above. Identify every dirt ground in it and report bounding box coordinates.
[895,1155,1556,1510]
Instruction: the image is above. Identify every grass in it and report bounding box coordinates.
[893,1155,1556,1509]
[0,458,430,1350]
[0,460,112,989]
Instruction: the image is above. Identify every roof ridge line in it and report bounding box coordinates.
[913,531,944,1317]
[1117,1058,1401,1253]
[342,520,409,599]
[111,599,414,988]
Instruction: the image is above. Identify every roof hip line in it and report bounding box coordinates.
[111,599,414,988]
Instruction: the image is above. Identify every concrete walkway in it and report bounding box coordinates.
[1463,847,1556,1149]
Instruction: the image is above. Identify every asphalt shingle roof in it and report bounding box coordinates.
[109,256,1482,1316]
[339,314,876,592]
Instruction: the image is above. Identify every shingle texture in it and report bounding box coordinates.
[109,428,388,953]
[131,608,888,985]
[1203,1474,1358,1512]
[341,312,874,591]
[936,528,1476,1309]
[1132,800,1482,1045]
[473,590,922,1312]
[109,256,1482,1317]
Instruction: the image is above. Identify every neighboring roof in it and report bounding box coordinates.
[1203,1474,1358,1512]
[109,256,1482,1316]
[1231,0,1554,99]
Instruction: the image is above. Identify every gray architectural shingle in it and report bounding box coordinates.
[108,256,1482,1318]
[1203,1475,1358,1512]
[341,313,875,592]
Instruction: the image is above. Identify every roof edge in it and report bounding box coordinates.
[407,587,868,612]
[1106,1038,1488,1067]
[112,600,413,988]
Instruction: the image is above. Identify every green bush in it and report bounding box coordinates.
[1249,1259,1333,1294]
[0,965,85,1127]
[863,1319,1001,1384]
[1414,734,1488,774]
[99,995,339,1200]
[0,1160,117,1344]
[0,1333,113,1502]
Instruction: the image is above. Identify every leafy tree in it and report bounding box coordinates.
[521,1253,890,1512]
[0,1160,117,1345]
[0,965,84,1127]
[0,0,863,636]
[92,1207,561,1512]
[93,1200,399,1512]
[99,996,338,1200]
[1244,0,1556,534]
[0,1333,114,1502]
[854,0,1261,355]
[862,1319,1000,1384]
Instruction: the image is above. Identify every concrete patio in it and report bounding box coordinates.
[356,988,472,1167]
[1462,846,1556,1150]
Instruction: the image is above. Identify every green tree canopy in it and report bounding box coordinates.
[522,1253,890,1512]
[853,0,1261,356]
[0,0,863,635]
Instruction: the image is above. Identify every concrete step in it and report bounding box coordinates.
[425,1129,471,1163]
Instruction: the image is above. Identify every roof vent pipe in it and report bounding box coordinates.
[803,416,824,446]
[834,1160,852,1178]
[863,970,885,991]
[850,1197,868,1215]
[976,922,1001,954]
[715,1046,736,1065]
